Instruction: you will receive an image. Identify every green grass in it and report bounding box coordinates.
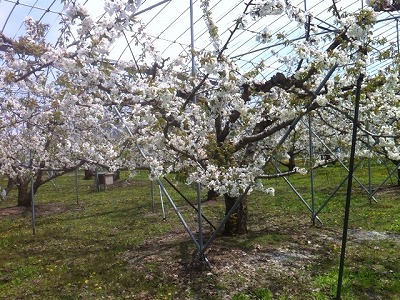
[0,162,399,299]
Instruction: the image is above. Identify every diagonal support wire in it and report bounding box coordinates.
[312,159,365,218]
[112,103,200,250]
[198,186,252,257]
[163,176,216,230]
[112,101,254,262]
[266,63,339,167]
[304,118,378,202]
[271,160,323,225]
[367,161,400,200]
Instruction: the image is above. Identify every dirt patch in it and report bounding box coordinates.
[374,184,400,196]
[120,223,338,299]
[0,206,28,218]
[349,228,400,243]
[0,203,83,218]
[120,217,400,300]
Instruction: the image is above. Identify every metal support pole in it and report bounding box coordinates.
[305,120,378,202]
[95,169,100,192]
[31,175,36,235]
[272,161,323,225]
[336,74,364,300]
[163,176,216,230]
[366,121,372,202]
[158,184,166,220]
[196,182,205,260]
[112,104,200,250]
[75,168,79,204]
[132,0,170,17]
[189,0,196,78]
[397,19,400,53]
[151,180,155,212]
[382,159,395,185]
[367,162,400,200]
[308,115,316,224]
[269,64,338,160]
[199,186,251,257]
[157,178,200,250]
[313,160,365,218]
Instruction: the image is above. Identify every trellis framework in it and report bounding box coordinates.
[1,0,400,299]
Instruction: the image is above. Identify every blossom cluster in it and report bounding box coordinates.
[0,0,399,204]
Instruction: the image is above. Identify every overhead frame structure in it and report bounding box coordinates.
[0,0,399,231]
[2,0,400,76]
[1,1,400,298]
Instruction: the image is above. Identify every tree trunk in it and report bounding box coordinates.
[17,180,32,207]
[223,194,248,235]
[16,173,42,207]
[390,160,400,186]
[288,150,296,171]
[84,169,95,180]
[113,170,120,181]
[397,167,400,187]
[206,189,218,201]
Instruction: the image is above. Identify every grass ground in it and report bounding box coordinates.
[0,161,399,299]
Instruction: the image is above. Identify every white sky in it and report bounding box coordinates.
[0,0,399,77]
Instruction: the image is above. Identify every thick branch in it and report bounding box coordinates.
[217,1,254,59]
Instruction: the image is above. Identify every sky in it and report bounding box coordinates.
[0,0,399,77]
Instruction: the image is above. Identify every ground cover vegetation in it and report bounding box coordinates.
[0,0,399,297]
[0,0,399,237]
[0,164,399,299]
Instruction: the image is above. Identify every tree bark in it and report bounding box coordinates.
[389,159,400,186]
[397,167,400,187]
[206,189,218,201]
[223,194,248,235]
[84,169,95,180]
[17,180,32,207]
[16,171,42,207]
[287,150,296,171]
[113,170,120,181]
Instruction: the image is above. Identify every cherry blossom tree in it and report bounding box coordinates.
[129,0,399,234]
[356,67,400,185]
[0,12,131,206]
[1,0,399,235]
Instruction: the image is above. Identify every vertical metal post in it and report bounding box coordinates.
[308,115,316,224]
[367,122,372,203]
[303,4,317,224]
[31,175,36,235]
[397,20,400,53]
[95,169,100,192]
[189,0,196,78]
[75,168,79,204]
[151,180,155,212]
[111,98,201,254]
[335,74,364,300]
[196,182,204,259]
[189,0,205,261]
[157,178,200,250]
